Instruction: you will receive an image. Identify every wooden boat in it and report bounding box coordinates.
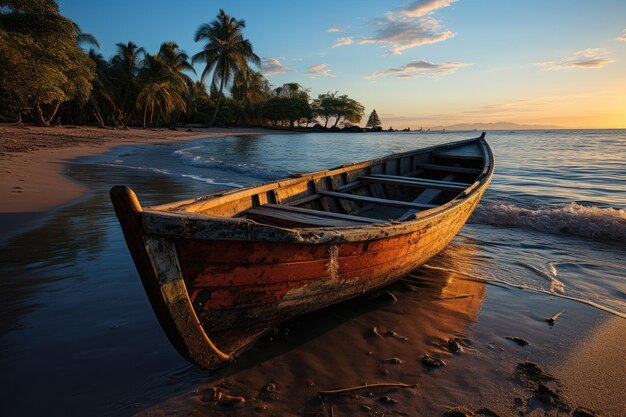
[110,133,493,369]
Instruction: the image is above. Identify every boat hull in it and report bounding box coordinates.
[167,177,484,364]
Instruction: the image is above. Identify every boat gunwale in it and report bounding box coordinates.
[147,133,489,211]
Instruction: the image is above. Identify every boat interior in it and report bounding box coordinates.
[156,137,489,228]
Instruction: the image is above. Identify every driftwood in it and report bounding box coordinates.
[319,382,417,396]
[545,311,563,325]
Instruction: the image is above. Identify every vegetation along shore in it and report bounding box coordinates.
[1,3,378,131]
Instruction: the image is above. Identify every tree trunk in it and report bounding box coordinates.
[34,103,50,127]
[333,115,342,128]
[93,110,105,128]
[143,100,148,128]
[210,63,227,127]
[48,101,61,125]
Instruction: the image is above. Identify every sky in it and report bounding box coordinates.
[58,0,626,129]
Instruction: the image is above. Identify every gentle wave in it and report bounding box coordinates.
[470,201,626,242]
[421,265,626,319]
[98,163,243,188]
[175,147,289,180]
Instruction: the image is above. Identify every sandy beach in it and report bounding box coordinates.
[0,125,287,235]
[1,129,624,416]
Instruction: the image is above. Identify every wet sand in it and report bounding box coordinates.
[133,243,625,417]
[0,130,624,416]
[0,125,287,236]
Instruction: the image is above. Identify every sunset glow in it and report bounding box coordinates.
[57,0,626,129]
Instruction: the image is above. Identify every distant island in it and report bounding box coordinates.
[428,122,564,131]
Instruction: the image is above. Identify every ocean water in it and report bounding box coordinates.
[99,129,626,316]
[1,129,625,416]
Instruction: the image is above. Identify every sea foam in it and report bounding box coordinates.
[98,163,243,188]
[175,147,289,180]
[470,201,626,242]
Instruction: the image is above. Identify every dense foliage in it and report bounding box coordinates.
[0,1,366,129]
[313,92,365,128]
[0,0,95,125]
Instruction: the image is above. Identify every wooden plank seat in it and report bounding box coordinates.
[399,173,456,220]
[433,143,483,160]
[318,190,437,210]
[364,173,471,188]
[246,203,380,227]
[415,163,482,175]
[359,175,469,192]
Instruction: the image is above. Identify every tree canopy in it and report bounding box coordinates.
[261,83,313,127]
[0,0,95,124]
[313,92,365,128]
[0,2,368,130]
[192,9,260,126]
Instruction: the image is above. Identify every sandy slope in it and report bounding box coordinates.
[0,125,287,234]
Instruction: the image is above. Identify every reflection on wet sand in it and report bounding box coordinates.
[135,240,489,416]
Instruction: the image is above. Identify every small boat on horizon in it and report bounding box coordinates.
[110,133,493,369]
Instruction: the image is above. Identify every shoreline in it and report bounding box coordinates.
[0,125,289,236]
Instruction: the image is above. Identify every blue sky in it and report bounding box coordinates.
[59,0,626,128]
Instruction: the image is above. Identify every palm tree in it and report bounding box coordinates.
[192,9,260,126]
[158,41,196,85]
[73,23,100,49]
[232,70,270,125]
[87,49,114,127]
[135,54,187,127]
[111,41,145,119]
[157,42,196,125]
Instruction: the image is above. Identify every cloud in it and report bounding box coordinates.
[307,63,334,78]
[327,25,349,33]
[617,29,626,42]
[537,48,614,71]
[360,15,455,55]
[365,60,470,79]
[260,57,291,76]
[400,0,458,17]
[332,37,354,47]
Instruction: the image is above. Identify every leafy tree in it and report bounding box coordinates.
[260,83,312,127]
[192,9,260,126]
[313,92,364,128]
[366,109,382,129]
[0,0,95,125]
[273,82,310,101]
[262,97,312,128]
[312,92,341,127]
